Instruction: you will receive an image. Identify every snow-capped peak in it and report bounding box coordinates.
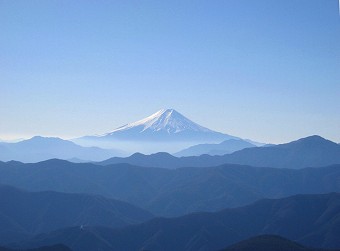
[107,109,213,135]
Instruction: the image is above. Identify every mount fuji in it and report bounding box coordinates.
[100,109,236,141]
[74,109,242,153]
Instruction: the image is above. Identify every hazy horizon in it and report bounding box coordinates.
[0,108,338,146]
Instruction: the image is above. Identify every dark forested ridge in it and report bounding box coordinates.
[1,135,339,250]
[13,193,340,251]
[0,185,153,244]
[0,244,72,251]
[221,235,340,251]
[0,160,339,216]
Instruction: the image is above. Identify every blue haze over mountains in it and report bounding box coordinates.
[0,136,125,162]
[0,185,152,244]
[2,109,340,165]
[0,109,340,251]
[10,193,340,251]
[1,109,258,161]
[0,160,339,217]
[1,0,340,250]
[174,139,257,157]
[98,135,340,169]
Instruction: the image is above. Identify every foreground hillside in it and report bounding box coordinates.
[0,244,72,251]
[0,185,153,244]
[222,235,340,251]
[0,160,339,216]
[12,193,340,251]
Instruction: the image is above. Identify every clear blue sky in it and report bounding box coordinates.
[1,0,339,143]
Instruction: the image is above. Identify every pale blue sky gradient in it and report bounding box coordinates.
[1,0,339,143]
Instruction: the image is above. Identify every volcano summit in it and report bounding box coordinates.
[100,109,235,141]
[75,109,240,153]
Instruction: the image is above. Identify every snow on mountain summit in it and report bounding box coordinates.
[107,109,213,135]
[75,109,240,152]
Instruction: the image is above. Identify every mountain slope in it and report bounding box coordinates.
[0,185,153,244]
[0,160,339,217]
[222,135,340,169]
[100,135,340,169]
[0,244,72,251]
[175,139,257,156]
[108,109,214,135]
[221,235,339,251]
[74,109,239,153]
[99,152,180,168]
[13,193,340,251]
[87,109,234,142]
[0,136,123,162]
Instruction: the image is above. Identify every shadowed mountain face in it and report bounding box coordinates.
[12,193,340,251]
[0,160,339,217]
[100,135,340,169]
[0,244,72,251]
[0,185,153,244]
[221,135,340,169]
[175,139,257,156]
[221,235,340,251]
[99,152,180,168]
[0,136,124,162]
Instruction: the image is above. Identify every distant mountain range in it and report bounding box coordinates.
[0,136,124,162]
[0,185,153,244]
[0,109,263,158]
[175,139,257,156]
[99,152,180,168]
[1,110,340,251]
[2,135,338,167]
[100,135,340,169]
[11,193,340,251]
[0,159,339,217]
[74,109,246,153]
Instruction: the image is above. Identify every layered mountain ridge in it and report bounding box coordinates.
[11,193,340,251]
[0,185,153,244]
[100,135,340,169]
[1,159,340,216]
[0,136,124,162]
